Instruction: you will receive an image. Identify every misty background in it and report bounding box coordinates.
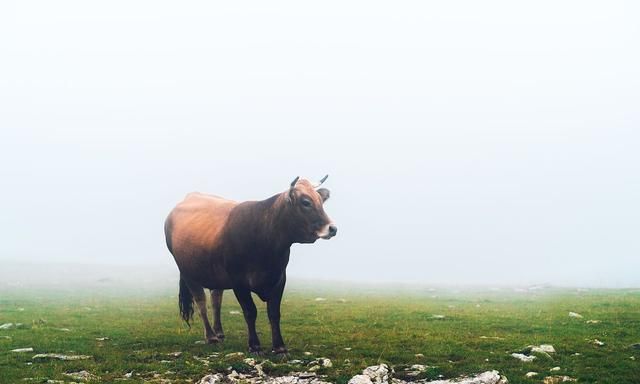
[1,1,639,288]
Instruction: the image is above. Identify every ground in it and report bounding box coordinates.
[0,283,638,383]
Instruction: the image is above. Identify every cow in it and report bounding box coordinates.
[164,176,336,355]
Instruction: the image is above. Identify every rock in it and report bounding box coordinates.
[586,320,601,324]
[344,347,352,351]
[167,351,182,358]
[431,315,446,319]
[550,367,561,372]
[568,312,583,319]
[124,371,133,378]
[53,328,71,332]
[32,353,92,360]
[304,351,312,356]
[96,337,110,341]
[11,347,33,353]
[403,364,428,377]
[225,352,245,359]
[530,344,556,354]
[630,356,636,360]
[349,375,374,384]
[244,357,256,366]
[362,364,391,384]
[543,376,576,383]
[229,310,241,315]
[46,380,64,384]
[195,340,206,344]
[511,353,536,362]
[592,339,605,346]
[315,298,327,302]
[0,335,11,340]
[198,373,226,384]
[64,370,99,381]
[525,372,538,378]
[415,353,424,358]
[0,322,23,330]
[318,358,332,367]
[479,336,504,340]
[426,370,507,384]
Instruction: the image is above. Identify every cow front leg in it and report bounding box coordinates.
[233,288,262,354]
[210,289,225,340]
[267,277,287,355]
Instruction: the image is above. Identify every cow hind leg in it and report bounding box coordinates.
[184,279,219,344]
[210,289,225,340]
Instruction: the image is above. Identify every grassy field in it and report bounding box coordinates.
[0,284,639,383]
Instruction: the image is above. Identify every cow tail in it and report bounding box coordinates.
[178,276,194,327]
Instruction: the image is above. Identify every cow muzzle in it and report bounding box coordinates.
[317,224,338,239]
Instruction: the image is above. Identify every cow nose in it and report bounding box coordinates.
[328,225,338,237]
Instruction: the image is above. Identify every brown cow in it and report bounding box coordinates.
[164,176,336,355]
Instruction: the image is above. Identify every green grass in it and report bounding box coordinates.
[1,285,639,383]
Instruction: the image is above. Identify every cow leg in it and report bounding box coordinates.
[268,276,287,355]
[210,289,225,340]
[186,281,219,344]
[233,288,262,354]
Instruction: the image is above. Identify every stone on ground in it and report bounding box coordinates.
[64,370,99,381]
[568,312,583,318]
[11,347,33,353]
[543,376,576,383]
[511,353,536,362]
[32,353,92,361]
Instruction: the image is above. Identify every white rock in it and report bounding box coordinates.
[96,337,110,341]
[314,298,327,302]
[229,310,241,315]
[11,347,33,353]
[225,352,245,358]
[511,353,536,362]
[568,312,583,318]
[362,364,391,384]
[344,347,352,351]
[349,375,374,384]
[550,367,561,372]
[304,351,313,356]
[32,353,92,360]
[592,339,605,346]
[198,373,226,384]
[415,353,424,358]
[525,372,538,378]
[124,371,133,378]
[64,370,99,381]
[586,319,601,324]
[531,344,556,354]
[431,315,446,319]
[426,370,507,384]
[0,323,22,330]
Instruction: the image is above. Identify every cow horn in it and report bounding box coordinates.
[290,176,300,189]
[313,174,329,188]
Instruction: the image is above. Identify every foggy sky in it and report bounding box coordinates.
[1,1,639,287]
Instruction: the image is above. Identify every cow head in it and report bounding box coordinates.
[285,175,337,243]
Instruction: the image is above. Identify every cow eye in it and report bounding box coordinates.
[301,199,312,208]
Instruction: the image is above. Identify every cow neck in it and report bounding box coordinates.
[256,192,295,253]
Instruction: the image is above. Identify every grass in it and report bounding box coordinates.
[0,284,639,383]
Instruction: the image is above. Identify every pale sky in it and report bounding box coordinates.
[1,1,639,287]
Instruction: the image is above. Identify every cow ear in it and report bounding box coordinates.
[317,188,330,202]
[287,176,300,204]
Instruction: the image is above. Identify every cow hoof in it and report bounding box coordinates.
[206,336,221,344]
[249,347,264,357]
[272,346,289,356]
[215,333,225,340]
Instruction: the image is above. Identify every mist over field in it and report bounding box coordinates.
[1,1,640,288]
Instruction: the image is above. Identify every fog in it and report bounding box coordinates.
[1,1,639,288]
